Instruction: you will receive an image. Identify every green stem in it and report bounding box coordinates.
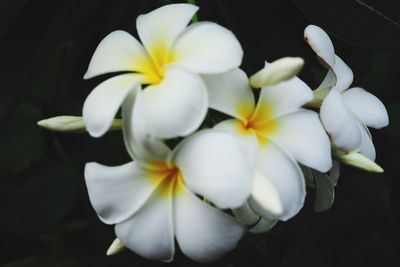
[187,0,199,22]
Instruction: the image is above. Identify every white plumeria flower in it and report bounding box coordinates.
[304,25,389,160]
[82,3,243,138]
[202,66,332,225]
[84,89,252,263]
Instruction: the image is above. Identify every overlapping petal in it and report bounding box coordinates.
[174,186,244,263]
[331,55,354,92]
[314,171,335,212]
[82,74,142,137]
[84,31,152,79]
[121,88,170,168]
[343,87,389,129]
[172,130,252,209]
[202,68,255,121]
[257,77,313,119]
[115,181,175,262]
[136,3,198,67]
[266,110,332,172]
[84,162,160,225]
[172,22,243,74]
[141,66,208,138]
[248,142,305,221]
[320,89,363,152]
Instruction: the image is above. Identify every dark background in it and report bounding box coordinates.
[0,0,399,266]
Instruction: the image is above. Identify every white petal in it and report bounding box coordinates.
[172,22,243,74]
[249,218,277,234]
[359,126,376,160]
[141,66,208,139]
[331,55,354,92]
[257,77,313,120]
[202,68,255,121]
[249,142,306,221]
[304,25,335,67]
[268,110,332,172]
[314,171,335,212]
[121,88,170,167]
[317,69,335,90]
[213,119,259,167]
[343,87,389,128]
[84,31,150,79]
[173,130,252,209]
[232,201,260,226]
[174,186,245,263]
[84,162,158,225]
[82,74,141,137]
[136,3,198,67]
[320,89,363,152]
[249,57,304,88]
[115,182,174,262]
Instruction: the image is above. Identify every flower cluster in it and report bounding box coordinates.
[38,3,389,263]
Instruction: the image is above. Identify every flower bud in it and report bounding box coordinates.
[37,116,121,133]
[333,148,383,173]
[106,238,126,256]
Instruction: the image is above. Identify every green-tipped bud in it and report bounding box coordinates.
[333,148,384,173]
[37,116,121,133]
[106,238,126,256]
[249,57,304,88]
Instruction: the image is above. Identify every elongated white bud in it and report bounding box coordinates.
[106,238,126,256]
[333,148,383,173]
[249,57,304,88]
[37,116,121,133]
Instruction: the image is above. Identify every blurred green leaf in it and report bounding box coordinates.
[0,102,46,174]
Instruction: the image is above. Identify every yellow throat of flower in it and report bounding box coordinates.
[148,162,184,198]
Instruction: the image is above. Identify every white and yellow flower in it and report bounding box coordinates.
[84,89,252,262]
[82,3,243,138]
[304,25,389,160]
[202,64,332,225]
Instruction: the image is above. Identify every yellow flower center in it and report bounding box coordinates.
[236,100,278,146]
[147,162,184,198]
[137,41,177,86]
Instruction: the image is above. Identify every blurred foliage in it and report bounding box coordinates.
[0,0,399,266]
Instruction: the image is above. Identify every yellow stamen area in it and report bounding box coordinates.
[137,41,177,86]
[147,162,184,199]
[236,99,278,147]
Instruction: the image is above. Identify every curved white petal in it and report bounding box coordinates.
[172,22,243,74]
[173,130,252,209]
[84,162,159,225]
[257,77,313,119]
[359,126,376,160]
[115,182,175,262]
[249,142,305,221]
[213,119,259,167]
[343,87,389,129]
[331,55,354,92]
[249,218,277,234]
[314,171,335,212]
[320,89,363,152]
[202,68,255,121]
[136,4,198,67]
[141,66,208,139]
[121,88,170,167]
[82,74,141,137]
[267,110,332,172]
[84,31,150,79]
[304,25,335,67]
[174,186,245,263]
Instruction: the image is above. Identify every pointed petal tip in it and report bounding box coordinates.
[106,238,126,256]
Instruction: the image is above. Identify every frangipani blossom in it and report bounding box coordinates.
[84,89,252,262]
[202,66,332,224]
[304,25,389,160]
[83,3,243,138]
